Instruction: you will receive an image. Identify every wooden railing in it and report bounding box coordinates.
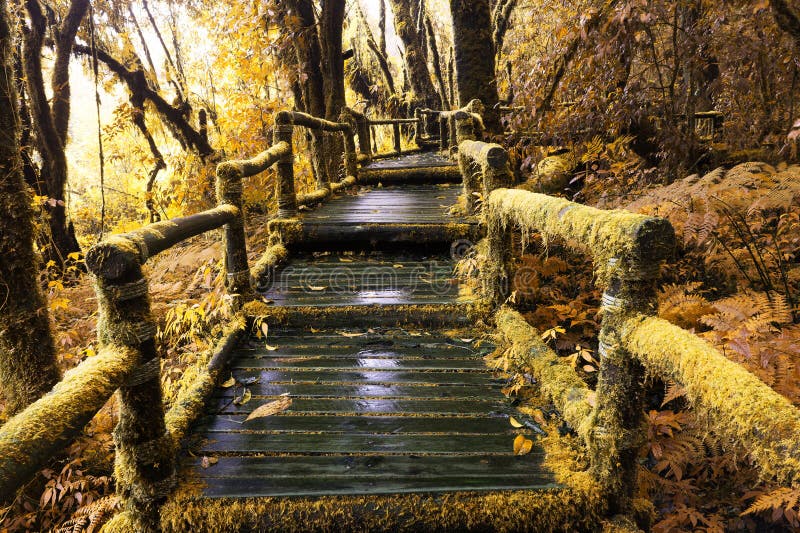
[467,149,800,514]
[0,108,367,528]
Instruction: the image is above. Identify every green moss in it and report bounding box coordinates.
[622,315,800,487]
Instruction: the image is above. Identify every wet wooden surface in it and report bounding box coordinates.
[191,329,557,497]
[362,152,457,171]
[260,252,476,307]
[300,183,468,224]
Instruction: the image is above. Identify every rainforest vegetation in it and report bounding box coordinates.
[1,0,800,531]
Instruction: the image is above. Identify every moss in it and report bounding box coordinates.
[164,319,246,444]
[216,142,290,179]
[358,165,462,185]
[100,510,136,533]
[250,244,289,289]
[495,307,594,442]
[0,345,137,501]
[622,315,800,487]
[486,188,674,286]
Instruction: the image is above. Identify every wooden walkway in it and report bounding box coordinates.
[184,151,561,521]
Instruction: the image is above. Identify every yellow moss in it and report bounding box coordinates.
[495,307,594,443]
[250,244,288,286]
[622,315,800,486]
[0,345,137,499]
[100,510,136,533]
[487,188,673,285]
[164,319,246,443]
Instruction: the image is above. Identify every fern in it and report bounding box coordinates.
[55,495,121,533]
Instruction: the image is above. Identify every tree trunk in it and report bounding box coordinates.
[770,0,800,49]
[0,0,60,415]
[449,0,500,132]
[319,0,347,182]
[23,0,87,267]
[388,0,441,110]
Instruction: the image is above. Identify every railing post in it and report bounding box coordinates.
[440,114,450,151]
[414,108,422,145]
[344,107,371,161]
[591,223,674,515]
[393,121,402,154]
[215,164,252,308]
[274,113,297,218]
[88,244,175,532]
[485,208,513,307]
[455,110,476,144]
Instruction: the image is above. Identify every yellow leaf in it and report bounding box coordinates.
[264,344,278,351]
[339,331,365,337]
[260,322,269,338]
[509,416,523,428]
[338,257,354,263]
[307,285,327,291]
[221,376,236,388]
[393,264,404,268]
[234,389,252,406]
[513,435,533,455]
[245,396,293,422]
[586,391,597,408]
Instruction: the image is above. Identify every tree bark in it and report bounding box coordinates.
[449,0,500,132]
[319,0,347,183]
[23,0,85,266]
[424,15,449,109]
[770,0,800,49]
[388,0,441,109]
[0,0,60,415]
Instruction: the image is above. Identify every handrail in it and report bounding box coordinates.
[484,186,675,514]
[0,345,138,501]
[458,139,513,214]
[274,110,359,218]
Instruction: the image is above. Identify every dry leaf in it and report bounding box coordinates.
[509,416,523,428]
[339,331,365,337]
[582,365,597,373]
[310,327,320,333]
[338,257,354,263]
[221,376,235,388]
[200,456,218,469]
[586,391,597,408]
[245,396,293,422]
[264,344,278,351]
[513,435,533,455]
[260,322,269,338]
[307,285,327,291]
[532,409,546,425]
[393,264,404,268]
[234,389,252,406]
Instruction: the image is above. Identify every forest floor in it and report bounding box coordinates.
[1,155,799,531]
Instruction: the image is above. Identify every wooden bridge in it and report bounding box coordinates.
[1,103,799,532]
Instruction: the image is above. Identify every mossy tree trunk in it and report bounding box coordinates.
[449,0,500,133]
[22,0,89,267]
[285,0,329,187]
[320,0,347,183]
[0,0,60,415]
[388,0,441,110]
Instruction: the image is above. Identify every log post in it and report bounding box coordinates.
[215,163,253,308]
[455,110,476,144]
[439,114,450,151]
[88,243,175,532]
[393,121,402,154]
[414,107,422,145]
[274,113,297,218]
[590,221,675,515]
[485,207,513,307]
[459,140,513,215]
[343,107,371,160]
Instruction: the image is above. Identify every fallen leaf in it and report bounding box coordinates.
[532,409,546,425]
[310,327,320,333]
[582,365,597,373]
[234,389,252,406]
[264,344,278,351]
[200,456,218,469]
[240,377,260,386]
[339,331,366,337]
[393,264,404,268]
[509,416,524,428]
[260,322,269,338]
[245,396,293,422]
[307,285,327,291]
[513,434,533,455]
[586,391,597,408]
[459,338,474,343]
[221,376,236,388]
[338,257,354,263]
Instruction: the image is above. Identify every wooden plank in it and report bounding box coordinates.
[195,414,513,434]
[223,369,502,386]
[229,357,485,370]
[210,398,510,416]
[198,474,558,499]
[236,346,487,358]
[191,454,545,479]
[214,383,499,400]
[199,432,527,455]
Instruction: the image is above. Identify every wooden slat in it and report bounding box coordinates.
[229,356,485,370]
[199,432,526,455]
[198,475,557,498]
[224,369,502,386]
[195,414,513,434]
[192,454,545,478]
[211,398,510,416]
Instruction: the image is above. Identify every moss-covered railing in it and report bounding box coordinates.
[457,140,513,214]
[0,138,298,528]
[274,110,359,218]
[485,186,800,518]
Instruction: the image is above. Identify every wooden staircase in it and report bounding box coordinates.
[164,153,600,532]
